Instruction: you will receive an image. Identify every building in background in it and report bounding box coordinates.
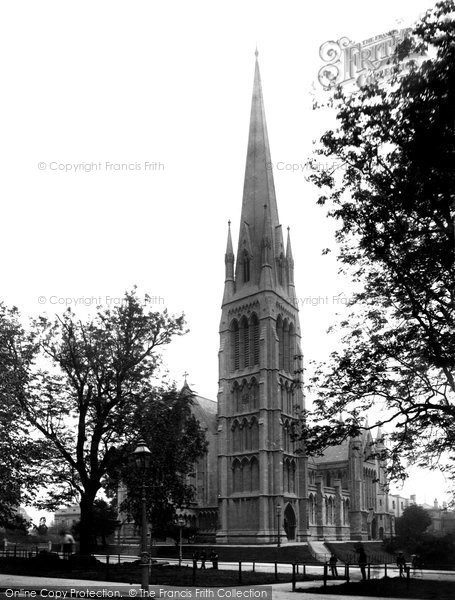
[410,496,455,537]
[389,494,410,519]
[53,504,80,531]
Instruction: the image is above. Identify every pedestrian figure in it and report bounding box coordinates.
[200,549,207,569]
[396,552,406,577]
[329,553,338,577]
[61,530,75,559]
[192,550,200,569]
[412,554,423,577]
[209,551,219,570]
[357,546,367,581]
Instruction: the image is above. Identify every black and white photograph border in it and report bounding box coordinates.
[0,0,454,596]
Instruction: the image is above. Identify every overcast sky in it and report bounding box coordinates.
[1,0,449,515]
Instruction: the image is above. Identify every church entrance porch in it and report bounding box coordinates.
[284,503,297,541]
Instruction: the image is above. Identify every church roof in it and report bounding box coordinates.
[314,440,350,464]
[190,393,217,432]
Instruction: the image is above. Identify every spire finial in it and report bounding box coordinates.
[183,371,189,385]
[228,220,231,228]
[255,46,259,58]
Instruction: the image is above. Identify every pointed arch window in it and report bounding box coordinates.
[240,316,249,369]
[242,418,249,450]
[251,378,259,410]
[251,457,259,491]
[344,499,350,524]
[241,457,250,492]
[288,322,295,374]
[232,420,241,452]
[231,320,240,371]
[232,459,241,493]
[251,417,259,449]
[277,316,284,371]
[283,419,290,452]
[283,459,289,493]
[233,382,241,412]
[250,313,260,366]
[242,250,251,283]
[283,320,290,373]
[309,494,315,524]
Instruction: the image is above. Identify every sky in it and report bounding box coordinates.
[0,0,450,520]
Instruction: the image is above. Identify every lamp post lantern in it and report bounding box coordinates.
[178,516,185,567]
[276,502,282,548]
[133,439,152,591]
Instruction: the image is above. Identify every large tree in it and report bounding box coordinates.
[396,505,432,543]
[0,305,47,527]
[303,1,455,486]
[106,386,207,534]
[1,290,186,553]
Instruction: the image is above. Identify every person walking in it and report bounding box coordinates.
[200,549,207,569]
[61,531,75,559]
[329,553,338,577]
[209,551,219,570]
[412,554,423,577]
[396,552,406,577]
[357,546,367,581]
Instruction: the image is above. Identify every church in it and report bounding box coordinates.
[180,52,396,544]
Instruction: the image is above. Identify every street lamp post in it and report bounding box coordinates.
[276,503,282,548]
[178,516,185,567]
[133,439,152,592]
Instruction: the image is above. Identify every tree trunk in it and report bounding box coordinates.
[79,493,96,555]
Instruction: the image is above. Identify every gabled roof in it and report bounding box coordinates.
[192,394,217,429]
[181,383,217,432]
[314,440,350,464]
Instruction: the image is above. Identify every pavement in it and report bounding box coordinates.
[0,576,423,600]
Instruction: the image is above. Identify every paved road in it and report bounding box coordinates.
[0,576,425,600]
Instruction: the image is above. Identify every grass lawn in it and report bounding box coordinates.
[0,559,296,586]
[300,576,455,600]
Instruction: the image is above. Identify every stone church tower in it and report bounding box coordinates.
[116,53,397,546]
[216,52,308,544]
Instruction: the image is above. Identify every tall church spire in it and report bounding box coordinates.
[217,53,306,545]
[236,52,280,285]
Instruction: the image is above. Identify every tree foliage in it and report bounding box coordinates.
[396,505,432,542]
[0,290,186,553]
[0,305,48,527]
[303,1,455,485]
[106,386,207,532]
